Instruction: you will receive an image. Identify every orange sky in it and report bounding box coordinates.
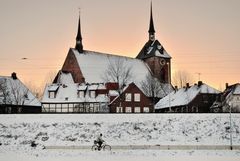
[0,0,240,91]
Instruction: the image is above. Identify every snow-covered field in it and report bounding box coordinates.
[0,114,240,161]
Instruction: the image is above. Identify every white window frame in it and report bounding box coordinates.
[143,107,149,113]
[125,107,132,113]
[90,91,96,98]
[78,91,85,98]
[125,93,131,102]
[116,107,123,113]
[134,107,141,113]
[134,93,140,102]
[49,91,55,99]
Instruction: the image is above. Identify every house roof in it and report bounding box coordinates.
[232,83,240,95]
[223,83,240,101]
[0,76,41,106]
[42,82,109,103]
[42,72,112,104]
[155,83,220,109]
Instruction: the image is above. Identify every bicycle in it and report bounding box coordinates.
[91,140,111,151]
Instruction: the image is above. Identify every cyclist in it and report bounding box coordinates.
[95,133,104,150]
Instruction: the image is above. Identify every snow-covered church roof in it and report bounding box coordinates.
[68,48,171,98]
[155,82,220,109]
[71,48,150,84]
[0,75,41,107]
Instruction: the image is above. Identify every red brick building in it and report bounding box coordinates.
[109,82,154,113]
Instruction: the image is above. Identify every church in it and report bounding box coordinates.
[41,3,173,113]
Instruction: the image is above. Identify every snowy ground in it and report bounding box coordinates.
[0,114,240,161]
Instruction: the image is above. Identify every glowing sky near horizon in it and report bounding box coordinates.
[0,0,240,90]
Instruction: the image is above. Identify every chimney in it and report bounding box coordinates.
[198,81,203,87]
[225,83,229,89]
[11,72,17,80]
[174,86,178,90]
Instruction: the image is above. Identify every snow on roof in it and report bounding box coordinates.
[0,76,41,106]
[71,49,150,88]
[109,90,119,96]
[233,83,240,95]
[88,84,98,90]
[48,85,59,91]
[155,49,171,58]
[42,83,109,103]
[77,84,87,91]
[57,71,74,84]
[155,83,220,109]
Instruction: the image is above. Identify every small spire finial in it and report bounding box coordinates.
[75,8,83,53]
[148,1,155,41]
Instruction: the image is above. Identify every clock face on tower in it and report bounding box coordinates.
[160,59,166,66]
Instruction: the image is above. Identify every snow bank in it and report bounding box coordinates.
[0,114,240,161]
[0,114,239,148]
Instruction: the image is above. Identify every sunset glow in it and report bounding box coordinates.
[0,0,239,90]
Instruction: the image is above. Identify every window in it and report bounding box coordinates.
[134,107,141,113]
[125,107,132,113]
[49,92,55,99]
[116,107,123,113]
[143,107,149,113]
[125,93,131,101]
[90,91,96,98]
[78,91,84,98]
[202,95,208,103]
[134,93,140,102]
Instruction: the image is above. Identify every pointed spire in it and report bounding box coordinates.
[148,2,155,41]
[75,10,83,53]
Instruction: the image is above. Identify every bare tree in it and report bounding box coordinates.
[141,73,166,103]
[24,81,43,100]
[172,70,194,88]
[102,57,133,94]
[0,78,12,105]
[0,77,37,113]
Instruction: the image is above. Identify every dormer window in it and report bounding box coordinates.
[78,91,85,98]
[90,91,96,98]
[48,85,59,99]
[49,91,55,99]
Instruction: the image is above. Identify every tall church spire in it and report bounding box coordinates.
[148,2,155,41]
[75,12,83,53]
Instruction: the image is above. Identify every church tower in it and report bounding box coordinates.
[136,2,171,84]
[75,13,83,53]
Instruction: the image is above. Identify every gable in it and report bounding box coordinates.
[136,40,171,60]
[61,49,85,83]
[110,83,151,105]
[0,76,41,106]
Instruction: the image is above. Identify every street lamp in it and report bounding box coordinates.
[229,102,233,150]
[167,62,172,112]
